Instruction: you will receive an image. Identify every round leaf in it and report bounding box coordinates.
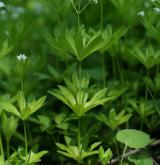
[128,155,153,165]
[116,129,150,148]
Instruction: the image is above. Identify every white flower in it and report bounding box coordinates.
[137,11,145,17]
[17,54,28,61]
[153,7,160,13]
[0,1,5,8]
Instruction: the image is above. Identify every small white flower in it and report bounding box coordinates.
[17,54,28,61]
[137,11,145,17]
[153,7,160,13]
[0,1,5,8]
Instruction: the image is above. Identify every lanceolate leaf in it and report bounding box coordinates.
[0,92,46,121]
[0,39,13,58]
[28,96,46,114]
[0,102,21,118]
[27,150,48,163]
[17,91,26,111]
[50,75,114,117]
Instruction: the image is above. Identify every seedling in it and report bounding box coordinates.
[98,146,112,165]
[96,108,132,130]
[50,74,114,117]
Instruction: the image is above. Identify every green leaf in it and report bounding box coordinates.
[0,101,21,118]
[56,143,72,154]
[116,129,150,148]
[88,141,101,151]
[0,40,13,58]
[58,86,76,105]
[28,96,46,114]
[17,91,26,111]
[27,150,48,163]
[98,147,112,165]
[49,90,72,108]
[1,112,18,140]
[128,155,153,165]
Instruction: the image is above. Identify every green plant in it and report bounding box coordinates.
[96,108,132,130]
[130,44,160,69]
[116,129,151,164]
[0,91,46,121]
[56,136,101,163]
[0,0,160,164]
[50,74,114,117]
[0,40,13,59]
[98,146,112,165]
[1,112,18,159]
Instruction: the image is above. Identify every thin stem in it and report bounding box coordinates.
[78,61,82,82]
[71,0,79,14]
[148,87,160,116]
[156,64,159,76]
[21,74,24,92]
[78,13,80,31]
[23,121,28,159]
[79,2,92,14]
[113,137,119,156]
[100,0,105,87]
[120,144,127,164]
[77,0,81,31]
[116,56,123,83]
[140,69,150,130]
[0,135,4,163]
[140,117,144,130]
[6,139,10,159]
[100,0,104,30]
[78,117,81,150]
[112,57,117,78]
[102,53,106,87]
[145,69,150,103]
[113,129,119,157]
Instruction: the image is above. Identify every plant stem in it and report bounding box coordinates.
[116,56,124,83]
[100,0,103,30]
[113,129,119,156]
[100,0,106,87]
[0,135,5,163]
[21,74,24,92]
[145,69,150,103]
[23,121,28,159]
[101,53,106,87]
[113,137,119,157]
[78,117,81,150]
[77,0,81,31]
[148,87,160,116]
[78,61,82,82]
[78,13,80,31]
[112,57,117,78]
[6,139,10,159]
[120,144,127,164]
[140,117,144,130]
[140,69,150,130]
[156,64,159,76]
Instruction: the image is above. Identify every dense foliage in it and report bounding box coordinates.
[0,0,160,164]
